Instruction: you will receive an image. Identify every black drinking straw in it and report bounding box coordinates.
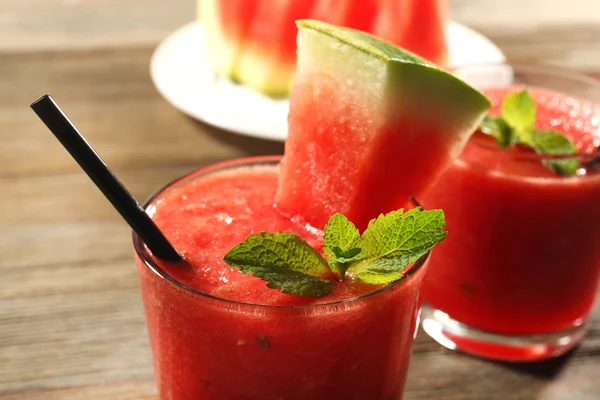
[30,94,183,262]
[408,195,422,209]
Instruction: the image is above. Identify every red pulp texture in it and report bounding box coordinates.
[135,159,426,400]
[374,0,448,65]
[212,0,256,42]
[421,87,600,335]
[311,0,378,31]
[240,0,318,70]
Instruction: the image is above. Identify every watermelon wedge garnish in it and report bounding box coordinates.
[276,20,491,230]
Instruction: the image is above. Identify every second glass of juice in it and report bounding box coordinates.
[420,63,600,362]
[134,157,429,400]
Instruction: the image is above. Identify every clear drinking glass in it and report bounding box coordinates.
[420,63,600,362]
[133,157,430,400]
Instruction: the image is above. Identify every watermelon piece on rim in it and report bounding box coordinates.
[276,20,491,231]
[374,0,449,65]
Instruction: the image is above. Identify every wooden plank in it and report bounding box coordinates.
[0,165,200,225]
[451,0,600,28]
[476,25,600,73]
[0,287,153,393]
[0,165,195,269]
[451,0,600,73]
[0,381,157,400]
[0,48,283,178]
[0,0,193,53]
[407,322,600,399]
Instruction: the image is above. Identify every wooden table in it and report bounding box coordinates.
[1,1,599,399]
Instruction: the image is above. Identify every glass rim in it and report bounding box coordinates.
[132,155,430,310]
[452,61,600,161]
[468,137,600,163]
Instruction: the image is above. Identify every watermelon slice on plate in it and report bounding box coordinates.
[232,0,319,97]
[198,0,256,78]
[276,20,491,230]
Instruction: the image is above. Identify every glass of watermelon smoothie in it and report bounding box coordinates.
[132,18,489,398]
[420,63,600,362]
[133,156,430,400]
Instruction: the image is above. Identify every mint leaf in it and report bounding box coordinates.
[348,208,447,285]
[223,232,332,297]
[480,115,513,147]
[331,246,362,260]
[479,89,580,176]
[346,267,402,285]
[323,213,362,277]
[501,90,536,132]
[530,130,580,175]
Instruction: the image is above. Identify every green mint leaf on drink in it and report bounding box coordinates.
[501,90,536,132]
[347,208,447,285]
[323,213,362,278]
[478,90,580,175]
[223,209,447,296]
[530,130,579,175]
[223,232,333,297]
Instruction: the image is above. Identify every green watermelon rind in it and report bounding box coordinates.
[297,19,491,109]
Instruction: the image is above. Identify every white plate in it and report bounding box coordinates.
[151,21,505,142]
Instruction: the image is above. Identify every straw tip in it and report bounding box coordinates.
[30,94,52,109]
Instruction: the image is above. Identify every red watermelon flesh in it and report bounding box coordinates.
[311,0,378,31]
[375,0,449,65]
[278,72,375,230]
[276,20,490,231]
[199,0,256,77]
[233,0,319,96]
[278,72,459,231]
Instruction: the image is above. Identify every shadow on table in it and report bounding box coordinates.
[494,348,577,379]
[190,117,285,156]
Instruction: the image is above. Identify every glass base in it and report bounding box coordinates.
[421,303,588,362]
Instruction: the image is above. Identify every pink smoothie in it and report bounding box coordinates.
[135,157,427,400]
[421,87,600,335]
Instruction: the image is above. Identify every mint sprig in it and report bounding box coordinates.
[223,208,447,297]
[479,90,580,175]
